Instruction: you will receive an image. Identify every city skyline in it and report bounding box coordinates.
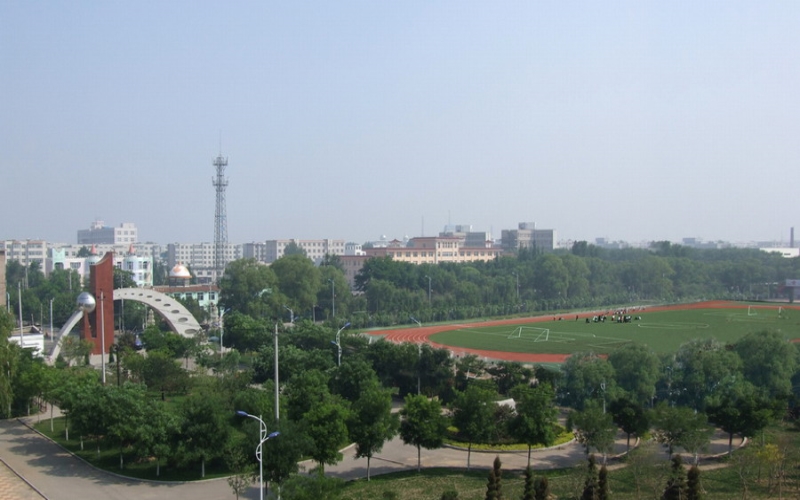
[2,2,799,246]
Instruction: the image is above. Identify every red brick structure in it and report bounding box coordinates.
[83,252,115,355]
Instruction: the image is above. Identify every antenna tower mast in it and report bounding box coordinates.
[212,154,229,281]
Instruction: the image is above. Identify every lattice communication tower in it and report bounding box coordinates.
[212,154,228,280]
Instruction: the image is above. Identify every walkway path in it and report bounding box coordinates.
[1,412,737,500]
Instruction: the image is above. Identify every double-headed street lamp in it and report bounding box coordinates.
[331,322,350,367]
[282,305,294,324]
[235,411,279,500]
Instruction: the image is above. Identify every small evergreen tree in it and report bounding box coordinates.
[687,465,702,500]
[663,455,687,500]
[582,454,599,500]
[485,469,498,500]
[441,490,459,500]
[494,456,503,500]
[598,464,610,500]
[522,467,535,500]
[485,456,503,500]
[534,476,550,500]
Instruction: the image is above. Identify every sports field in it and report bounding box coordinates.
[374,301,800,363]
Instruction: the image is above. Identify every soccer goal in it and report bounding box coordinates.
[747,305,758,316]
[507,326,550,342]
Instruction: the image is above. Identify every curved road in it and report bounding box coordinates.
[1,413,736,500]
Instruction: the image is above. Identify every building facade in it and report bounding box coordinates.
[340,236,503,288]
[245,239,346,265]
[501,222,556,253]
[166,242,241,283]
[77,220,138,245]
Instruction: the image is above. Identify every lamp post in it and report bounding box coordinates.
[425,275,431,305]
[219,308,230,355]
[512,271,520,303]
[100,290,106,385]
[328,279,335,319]
[274,323,279,422]
[331,322,350,367]
[18,282,23,344]
[49,298,54,341]
[282,305,294,324]
[235,411,279,500]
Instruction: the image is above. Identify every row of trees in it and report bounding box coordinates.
[5,240,798,334]
[211,242,799,332]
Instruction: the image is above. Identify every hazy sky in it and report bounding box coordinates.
[2,2,799,246]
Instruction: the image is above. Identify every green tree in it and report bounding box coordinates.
[534,476,550,500]
[285,369,331,421]
[140,350,189,399]
[452,384,497,471]
[509,383,558,468]
[487,361,533,397]
[485,455,503,500]
[330,358,381,403]
[652,404,713,462]
[609,397,650,452]
[302,396,351,474]
[706,386,772,456]
[102,383,147,470]
[687,464,702,500]
[598,464,610,500]
[180,389,231,477]
[399,394,448,472]
[134,399,180,476]
[348,382,399,480]
[261,419,312,494]
[608,343,661,406]
[568,401,616,461]
[522,466,535,500]
[582,454,599,500]
[271,253,321,315]
[663,455,687,500]
[218,258,277,317]
[672,338,742,411]
[735,330,796,400]
[560,352,616,411]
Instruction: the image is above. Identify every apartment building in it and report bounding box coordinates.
[245,239,346,265]
[77,220,138,245]
[501,222,556,253]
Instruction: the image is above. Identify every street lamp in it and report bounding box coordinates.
[235,411,279,500]
[100,290,107,385]
[282,305,294,324]
[49,298,54,341]
[512,271,520,302]
[328,279,335,318]
[331,322,350,367]
[218,308,230,355]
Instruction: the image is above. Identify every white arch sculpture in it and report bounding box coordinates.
[112,288,203,337]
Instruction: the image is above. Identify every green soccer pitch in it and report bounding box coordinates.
[428,305,798,356]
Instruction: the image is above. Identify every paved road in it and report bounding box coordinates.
[0,413,735,500]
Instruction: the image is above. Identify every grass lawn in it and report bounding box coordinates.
[430,305,799,356]
[341,424,800,499]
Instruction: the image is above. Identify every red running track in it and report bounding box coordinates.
[365,301,800,363]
